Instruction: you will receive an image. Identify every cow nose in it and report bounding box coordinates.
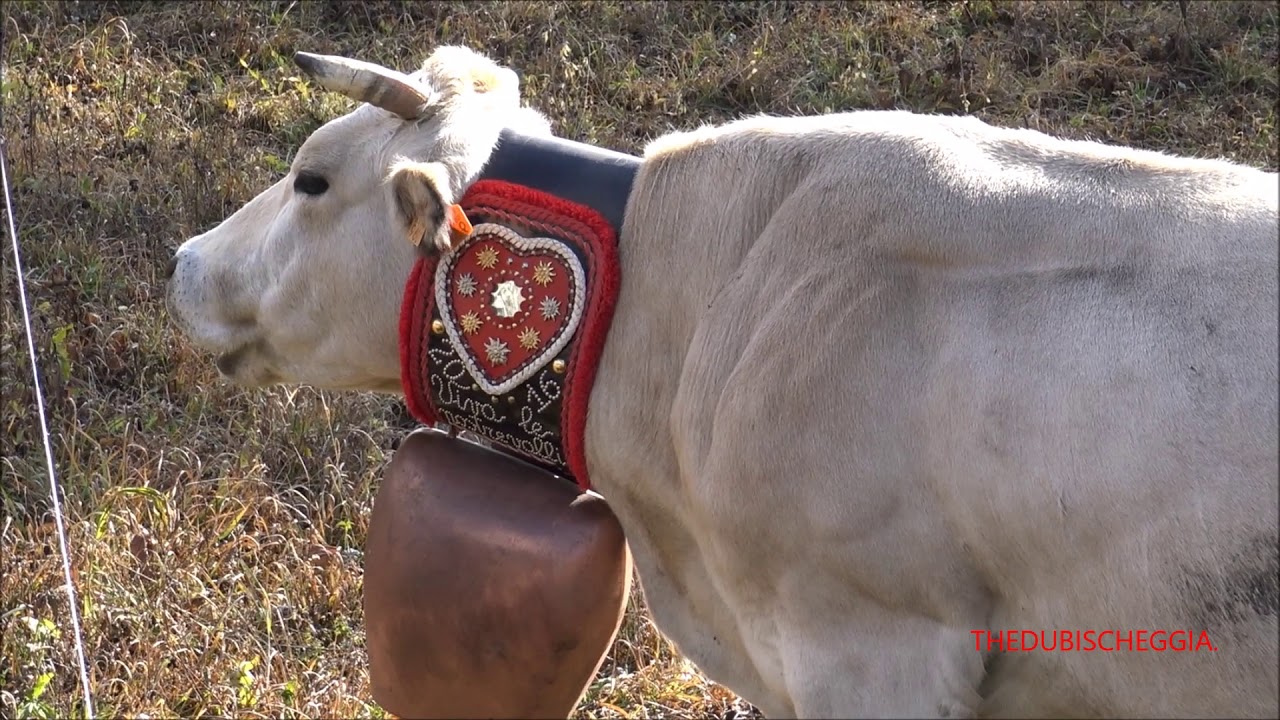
[165,255,178,280]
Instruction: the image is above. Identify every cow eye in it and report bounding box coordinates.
[293,172,329,196]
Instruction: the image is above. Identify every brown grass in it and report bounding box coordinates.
[1,0,1275,717]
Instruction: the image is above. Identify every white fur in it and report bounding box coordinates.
[168,47,1280,719]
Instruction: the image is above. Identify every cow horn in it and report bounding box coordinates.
[294,51,437,121]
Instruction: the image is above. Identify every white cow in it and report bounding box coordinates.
[167,46,1279,718]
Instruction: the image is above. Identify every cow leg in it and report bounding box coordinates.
[655,286,994,716]
[592,481,796,716]
[642,425,993,719]
[601,476,989,719]
[669,461,990,718]
[623,455,991,720]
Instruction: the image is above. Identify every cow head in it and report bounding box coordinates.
[166,46,551,392]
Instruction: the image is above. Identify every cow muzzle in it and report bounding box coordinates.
[167,241,240,338]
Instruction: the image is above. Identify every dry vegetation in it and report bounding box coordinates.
[1,0,1275,717]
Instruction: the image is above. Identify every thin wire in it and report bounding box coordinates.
[1,136,96,718]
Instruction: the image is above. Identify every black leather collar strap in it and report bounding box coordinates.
[479,128,641,236]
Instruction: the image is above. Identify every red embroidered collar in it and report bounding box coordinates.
[399,178,624,491]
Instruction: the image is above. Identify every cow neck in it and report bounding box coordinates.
[398,130,641,491]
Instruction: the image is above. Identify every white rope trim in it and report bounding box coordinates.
[434,222,586,396]
[2,138,96,717]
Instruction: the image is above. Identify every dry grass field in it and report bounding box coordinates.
[1,0,1275,717]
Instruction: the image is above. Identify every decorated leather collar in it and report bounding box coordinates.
[399,129,641,491]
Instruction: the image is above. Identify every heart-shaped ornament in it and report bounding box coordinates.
[435,223,586,395]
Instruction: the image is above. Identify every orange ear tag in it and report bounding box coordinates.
[447,204,473,250]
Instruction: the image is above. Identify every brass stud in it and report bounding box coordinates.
[431,319,445,335]
[552,359,566,374]
[507,395,516,404]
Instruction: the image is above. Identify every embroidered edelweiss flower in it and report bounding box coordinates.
[476,246,500,270]
[484,337,509,366]
[518,327,541,350]
[460,311,482,335]
[540,296,561,320]
[491,280,525,318]
[532,261,555,286]
[456,273,478,297]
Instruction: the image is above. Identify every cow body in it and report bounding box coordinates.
[167,48,1279,718]
[587,111,1278,717]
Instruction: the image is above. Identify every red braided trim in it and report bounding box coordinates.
[399,252,441,426]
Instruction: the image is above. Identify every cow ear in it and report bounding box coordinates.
[390,160,456,255]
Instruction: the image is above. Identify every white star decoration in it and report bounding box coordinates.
[484,337,509,366]
[456,273,478,297]
[540,296,561,320]
[491,280,525,318]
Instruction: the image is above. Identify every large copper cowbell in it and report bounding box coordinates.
[364,428,632,718]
